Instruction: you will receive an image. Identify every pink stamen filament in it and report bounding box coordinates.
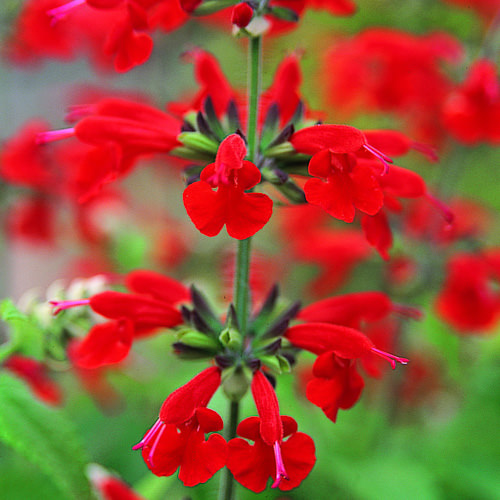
[271,441,289,489]
[371,348,409,370]
[147,422,166,468]
[132,419,162,451]
[363,144,393,175]
[49,298,90,315]
[47,0,86,23]
[425,193,454,225]
[36,128,75,145]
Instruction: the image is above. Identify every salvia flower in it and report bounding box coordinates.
[183,134,273,239]
[133,366,227,486]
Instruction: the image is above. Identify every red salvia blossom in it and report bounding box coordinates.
[183,134,273,239]
[442,59,500,145]
[133,366,227,486]
[436,253,500,332]
[4,355,63,406]
[227,416,316,492]
[305,351,364,422]
[226,370,315,491]
[231,3,254,28]
[51,270,189,367]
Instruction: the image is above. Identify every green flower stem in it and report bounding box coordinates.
[219,34,263,500]
[246,35,262,163]
[218,402,240,500]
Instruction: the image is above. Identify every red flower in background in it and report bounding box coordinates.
[133,366,227,486]
[323,28,462,142]
[442,59,500,145]
[4,355,63,406]
[436,253,500,332]
[183,134,273,239]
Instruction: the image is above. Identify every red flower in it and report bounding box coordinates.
[133,367,227,486]
[183,134,273,239]
[51,270,189,367]
[442,59,500,145]
[227,416,316,492]
[305,351,364,422]
[285,323,408,368]
[304,150,384,222]
[436,253,500,332]
[226,370,315,492]
[4,355,63,406]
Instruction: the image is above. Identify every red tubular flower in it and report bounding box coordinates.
[227,416,316,492]
[4,355,63,406]
[51,270,189,367]
[436,253,500,332]
[306,351,364,422]
[442,59,500,145]
[133,367,227,486]
[285,323,408,368]
[226,370,315,492]
[304,150,384,222]
[183,134,273,239]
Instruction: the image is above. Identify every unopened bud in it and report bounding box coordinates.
[219,327,242,350]
[222,366,250,402]
[232,2,253,28]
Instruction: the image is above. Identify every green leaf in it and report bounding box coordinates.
[0,373,93,500]
[0,299,44,362]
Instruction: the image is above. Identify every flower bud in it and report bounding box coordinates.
[222,366,250,402]
[231,3,253,28]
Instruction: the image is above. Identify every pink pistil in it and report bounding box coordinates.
[371,348,409,370]
[47,0,86,24]
[36,128,75,145]
[49,299,90,315]
[425,193,454,225]
[271,441,289,489]
[363,143,393,175]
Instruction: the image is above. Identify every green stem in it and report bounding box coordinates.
[246,35,262,163]
[219,34,263,500]
[218,402,240,500]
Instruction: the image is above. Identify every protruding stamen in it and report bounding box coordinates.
[36,128,75,145]
[363,143,393,175]
[371,348,409,370]
[132,419,162,450]
[47,0,86,24]
[147,422,166,468]
[271,441,289,489]
[49,298,90,315]
[425,193,454,226]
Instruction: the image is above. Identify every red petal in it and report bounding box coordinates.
[362,211,393,260]
[159,366,221,425]
[179,430,227,486]
[195,407,224,433]
[278,432,316,490]
[126,270,189,304]
[285,323,374,358]
[70,320,133,368]
[380,165,426,198]
[251,370,283,446]
[291,124,366,155]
